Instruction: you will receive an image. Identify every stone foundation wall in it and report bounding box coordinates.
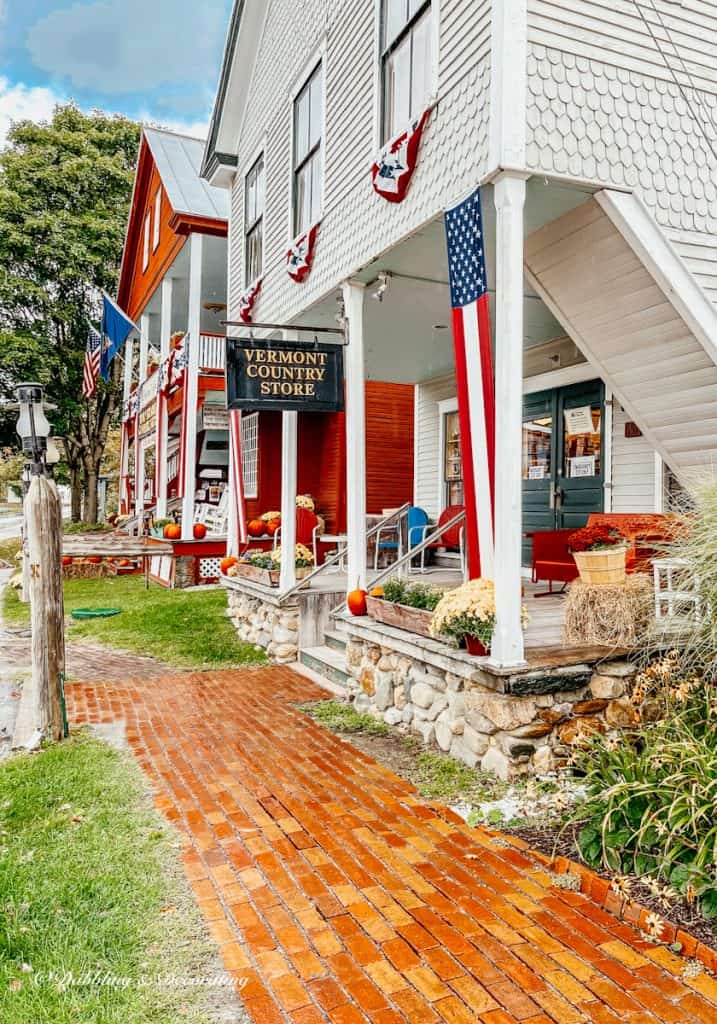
[345,636,637,780]
[227,589,299,663]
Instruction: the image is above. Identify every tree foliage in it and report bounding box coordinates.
[0,103,141,519]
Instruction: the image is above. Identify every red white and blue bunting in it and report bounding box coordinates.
[372,108,431,204]
[239,279,262,324]
[286,222,320,283]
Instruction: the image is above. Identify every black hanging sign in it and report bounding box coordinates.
[226,336,345,413]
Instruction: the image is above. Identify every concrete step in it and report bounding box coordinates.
[324,629,347,653]
[299,645,350,694]
[434,551,462,569]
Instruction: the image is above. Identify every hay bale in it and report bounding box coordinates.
[563,574,653,647]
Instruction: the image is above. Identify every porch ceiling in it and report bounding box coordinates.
[524,191,717,485]
[296,179,596,385]
[139,233,227,339]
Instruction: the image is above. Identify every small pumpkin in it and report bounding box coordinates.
[61,556,73,567]
[347,587,368,616]
[220,556,239,575]
[164,523,181,540]
[193,523,207,540]
[87,556,102,565]
[369,585,384,598]
[247,518,265,538]
[267,517,281,537]
[118,558,131,567]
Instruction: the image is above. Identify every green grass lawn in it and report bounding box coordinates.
[0,737,227,1023]
[0,536,21,564]
[2,575,265,671]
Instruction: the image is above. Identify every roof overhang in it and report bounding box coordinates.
[201,0,268,187]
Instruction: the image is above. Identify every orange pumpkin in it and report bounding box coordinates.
[347,588,368,616]
[220,556,239,575]
[87,556,102,565]
[247,518,265,538]
[61,556,73,567]
[164,523,181,540]
[118,558,131,567]
[267,517,281,537]
[193,523,207,540]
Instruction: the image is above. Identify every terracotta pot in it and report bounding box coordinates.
[465,634,490,657]
[573,546,626,585]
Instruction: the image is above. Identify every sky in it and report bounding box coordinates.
[0,0,234,147]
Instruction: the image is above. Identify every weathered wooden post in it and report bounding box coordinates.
[25,474,66,741]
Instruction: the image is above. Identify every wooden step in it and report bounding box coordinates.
[323,630,347,653]
[299,645,350,694]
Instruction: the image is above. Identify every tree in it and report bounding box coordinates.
[0,104,141,521]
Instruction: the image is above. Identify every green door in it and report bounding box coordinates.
[522,380,605,566]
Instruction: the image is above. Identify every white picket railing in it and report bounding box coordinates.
[167,451,179,483]
[199,333,225,371]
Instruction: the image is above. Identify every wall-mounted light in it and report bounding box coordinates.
[371,271,392,303]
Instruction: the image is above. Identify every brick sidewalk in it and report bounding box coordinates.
[67,667,717,1024]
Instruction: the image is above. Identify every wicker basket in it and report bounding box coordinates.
[573,546,627,585]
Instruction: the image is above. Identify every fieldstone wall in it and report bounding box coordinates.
[345,636,637,780]
[227,589,299,664]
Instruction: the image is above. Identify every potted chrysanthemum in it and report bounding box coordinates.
[429,578,497,656]
[271,543,315,580]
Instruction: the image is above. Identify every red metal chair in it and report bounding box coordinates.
[529,529,579,596]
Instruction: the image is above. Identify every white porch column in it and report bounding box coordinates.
[135,314,150,522]
[119,334,135,513]
[155,277,173,519]
[279,411,298,591]
[491,173,527,667]
[181,233,203,539]
[342,280,367,592]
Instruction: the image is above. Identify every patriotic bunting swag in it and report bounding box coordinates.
[228,409,248,546]
[239,279,262,324]
[286,222,320,282]
[372,108,430,204]
[444,187,495,580]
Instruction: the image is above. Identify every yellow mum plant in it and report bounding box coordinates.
[430,579,496,647]
[271,543,314,568]
[296,495,315,511]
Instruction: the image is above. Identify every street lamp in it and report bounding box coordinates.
[15,382,52,474]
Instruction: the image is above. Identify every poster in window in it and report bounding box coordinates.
[569,455,596,478]
[564,406,596,435]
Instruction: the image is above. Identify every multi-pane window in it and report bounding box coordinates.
[244,155,264,286]
[142,211,151,270]
[152,189,161,250]
[293,63,323,237]
[382,0,433,141]
[241,412,259,500]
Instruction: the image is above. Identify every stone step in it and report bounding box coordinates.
[299,645,350,694]
[324,629,347,653]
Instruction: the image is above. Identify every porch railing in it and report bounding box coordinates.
[277,503,411,605]
[199,333,225,371]
[329,508,467,619]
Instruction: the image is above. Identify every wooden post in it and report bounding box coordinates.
[26,474,65,741]
[156,277,173,519]
[181,233,203,540]
[280,411,298,591]
[342,280,367,592]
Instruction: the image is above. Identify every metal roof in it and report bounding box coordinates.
[144,127,229,222]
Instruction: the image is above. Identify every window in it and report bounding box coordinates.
[152,189,161,250]
[241,412,259,499]
[293,63,323,237]
[443,411,463,506]
[382,0,433,141]
[142,211,151,270]
[244,155,264,286]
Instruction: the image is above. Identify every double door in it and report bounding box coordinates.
[522,380,605,566]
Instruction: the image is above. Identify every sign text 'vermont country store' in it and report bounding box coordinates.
[226,337,345,412]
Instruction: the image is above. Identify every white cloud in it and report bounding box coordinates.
[27,0,226,97]
[0,77,65,149]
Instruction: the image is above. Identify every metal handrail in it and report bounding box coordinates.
[277,502,410,604]
[330,508,466,618]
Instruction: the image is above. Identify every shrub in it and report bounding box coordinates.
[379,578,442,611]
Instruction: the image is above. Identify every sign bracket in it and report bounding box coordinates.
[221,321,348,346]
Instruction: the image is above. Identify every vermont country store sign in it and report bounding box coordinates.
[226,337,344,412]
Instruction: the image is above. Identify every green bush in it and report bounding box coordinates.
[379,578,442,611]
[573,664,717,922]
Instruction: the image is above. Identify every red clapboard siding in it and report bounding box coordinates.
[366,382,414,515]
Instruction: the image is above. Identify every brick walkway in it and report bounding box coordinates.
[66,667,717,1024]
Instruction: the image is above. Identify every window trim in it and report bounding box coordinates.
[152,189,161,251]
[142,211,151,271]
[288,47,326,243]
[376,0,437,147]
[243,152,265,288]
[240,411,259,500]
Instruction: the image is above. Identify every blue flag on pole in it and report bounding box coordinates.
[100,294,136,381]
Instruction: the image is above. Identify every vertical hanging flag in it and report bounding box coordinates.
[444,188,495,580]
[82,325,102,399]
[286,223,320,282]
[239,279,262,323]
[228,409,248,546]
[100,294,136,381]
[372,108,430,203]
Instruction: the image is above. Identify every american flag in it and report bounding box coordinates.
[82,325,102,399]
[444,188,495,580]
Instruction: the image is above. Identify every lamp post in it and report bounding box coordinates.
[15,382,66,743]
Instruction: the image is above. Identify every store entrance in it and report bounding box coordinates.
[522,379,605,566]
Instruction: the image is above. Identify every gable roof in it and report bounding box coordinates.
[144,127,229,221]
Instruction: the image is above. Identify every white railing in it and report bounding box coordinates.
[167,451,179,483]
[199,333,225,371]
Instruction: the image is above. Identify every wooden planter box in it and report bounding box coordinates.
[366,596,434,638]
[234,562,280,586]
